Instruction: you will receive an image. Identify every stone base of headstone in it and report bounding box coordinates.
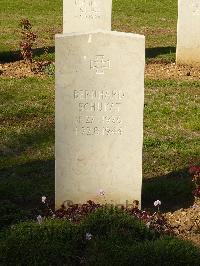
[176,48,200,66]
[55,31,145,209]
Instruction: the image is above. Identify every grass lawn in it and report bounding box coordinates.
[0,0,62,62]
[0,0,177,62]
[0,78,54,210]
[0,0,199,230]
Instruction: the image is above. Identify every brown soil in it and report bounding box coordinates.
[164,199,200,246]
[145,62,200,81]
[0,60,200,80]
[0,60,51,78]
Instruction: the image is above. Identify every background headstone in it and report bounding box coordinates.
[55,31,145,209]
[176,0,200,65]
[63,0,112,33]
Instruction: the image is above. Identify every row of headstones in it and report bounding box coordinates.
[55,0,199,209]
[63,0,200,65]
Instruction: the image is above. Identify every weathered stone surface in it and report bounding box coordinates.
[63,0,112,33]
[176,0,200,65]
[55,31,145,209]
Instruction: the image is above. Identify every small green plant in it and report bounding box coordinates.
[19,19,37,62]
[42,63,55,76]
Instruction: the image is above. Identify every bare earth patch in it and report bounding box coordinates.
[1,60,200,80]
[165,199,200,247]
[146,62,200,81]
[0,60,51,78]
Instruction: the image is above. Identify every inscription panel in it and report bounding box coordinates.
[74,0,101,19]
[73,89,125,136]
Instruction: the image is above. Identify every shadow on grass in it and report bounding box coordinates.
[0,46,176,63]
[0,121,54,207]
[0,159,55,230]
[0,159,55,206]
[0,50,21,63]
[1,161,193,213]
[146,46,176,59]
[33,46,55,58]
[142,168,194,212]
[0,46,55,63]
[0,161,195,229]
[0,123,54,158]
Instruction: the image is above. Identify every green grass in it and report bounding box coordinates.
[143,80,200,209]
[0,78,54,214]
[144,80,200,177]
[0,0,62,61]
[0,0,177,62]
[112,0,177,45]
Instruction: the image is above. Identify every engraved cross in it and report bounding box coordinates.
[90,55,111,75]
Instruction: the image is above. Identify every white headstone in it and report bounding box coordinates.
[176,0,200,65]
[63,0,112,33]
[55,31,145,208]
